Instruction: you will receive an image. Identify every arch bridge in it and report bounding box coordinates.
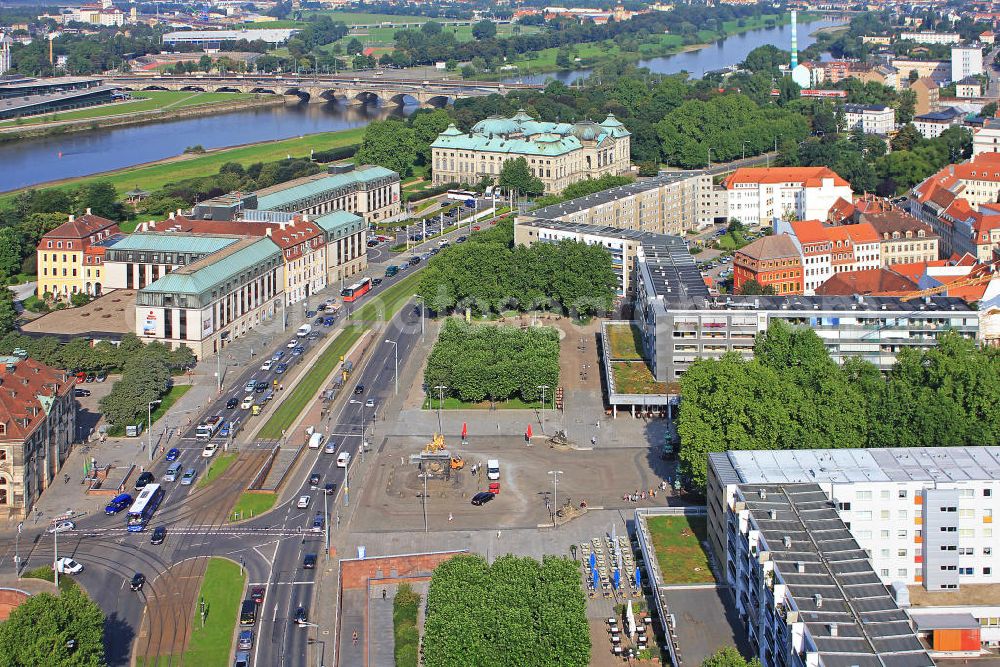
[106,74,542,107]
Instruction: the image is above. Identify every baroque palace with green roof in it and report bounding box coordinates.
[430,110,631,194]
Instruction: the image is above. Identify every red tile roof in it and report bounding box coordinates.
[0,358,72,442]
[723,166,850,189]
[40,213,118,247]
[815,268,917,296]
[141,215,325,260]
[827,197,856,223]
[735,234,801,262]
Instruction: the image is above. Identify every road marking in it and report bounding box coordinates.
[247,581,316,586]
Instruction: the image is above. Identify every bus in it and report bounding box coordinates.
[340,278,372,303]
[196,416,223,440]
[126,483,164,532]
[446,189,477,202]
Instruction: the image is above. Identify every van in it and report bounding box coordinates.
[240,600,257,626]
[487,459,500,480]
[308,432,324,449]
[163,463,182,482]
[105,493,133,515]
[385,265,399,277]
[296,324,312,338]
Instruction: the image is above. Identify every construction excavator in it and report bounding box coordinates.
[422,433,465,469]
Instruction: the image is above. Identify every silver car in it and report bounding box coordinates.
[180,468,197,485]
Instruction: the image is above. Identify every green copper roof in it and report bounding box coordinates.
[256,166,397,211]
[434,110,627,156]
[314,210,365,237]
[432,133,586,156]
[140,237,280,297]
[109,233,238,255]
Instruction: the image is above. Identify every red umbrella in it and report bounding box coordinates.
[526,424,533,439]
[461,422,468,439]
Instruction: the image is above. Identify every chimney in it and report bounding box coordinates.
[85,207,92,215]
[797,561,806,573]
[814,593,823,608]
[759,488,767,500]
[280,221,287,230]
[829,623,838,637]
[769,509,778,520]
[266,228,272,237]
[69,214,75,222]
[783,536,792,548]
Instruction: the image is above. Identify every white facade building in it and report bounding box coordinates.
[843,104,896,135]
[723,167,854,227]
[901,31,960,44]
[952,45,984,83]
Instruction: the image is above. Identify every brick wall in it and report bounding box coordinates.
[340,551,465,590]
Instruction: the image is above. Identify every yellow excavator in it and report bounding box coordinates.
[422,433,465,469]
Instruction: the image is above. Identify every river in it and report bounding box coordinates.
[1,17,839,192]
[504,18,840,85]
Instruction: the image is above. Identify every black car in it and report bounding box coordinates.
[130,573,146,591]
[303,554,317,569]
[408,256,421,266]
[371,277,383,286]
[353,385,364,395]
[226,397,239,409]
[254,381,268,393]
[309,473,321,488]
[471,491,495,506]
[150,526,166,545]
[74,389,91,397]
[135,471,154,490]
[314,316,324,325]
[85,373,96,383]
[294,606,308,624]
[324,482,336,496]
[456,235,468,243]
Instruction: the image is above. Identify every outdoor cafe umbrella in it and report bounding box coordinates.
[592,568,600,590]
[635,566,642,591]
[613,568,620,590]
[526,424,533,439]
[626,600,636,639]
[590,551,596,572]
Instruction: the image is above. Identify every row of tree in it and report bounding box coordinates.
[423,554,590,667]
[424,319,560,404]
[97,338,194,430]
[417,219,617,317]
[677,322,1000,489]
[0,331,193,375]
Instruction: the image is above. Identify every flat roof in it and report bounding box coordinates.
[140,237,279,296]
[0,84,120,113]
[911,613,980,631]
[21,290,136,338]
[255,165,396,211]
[718,447,1000,485]
[517,218,669,243]
[638,236,711,306]
[107,232,239,255]
[907,583,1000,607]
[740,484,933,667]
[528,170,707,221]
[0,76,102,90]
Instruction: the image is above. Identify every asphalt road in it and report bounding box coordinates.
[0,212,491,666]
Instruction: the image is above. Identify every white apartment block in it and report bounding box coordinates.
[723,167,854,227]
[952,45,984,83]
[973,126,1000,157]
[843,104,896,135]
[709,447,1000,595]
[900,31,960,44]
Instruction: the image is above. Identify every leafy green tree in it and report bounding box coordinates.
[410,109,452,168]
[737,279,775,295]
[891,123,922,152]
[471,20,497,40]
[741,44,789,74]
[0,227,24,279]
[0,586,105,666]
[0,291,17,338]
[703,647,761,667]
[354,119,416,177]
[74,181,121,220]
[498,157,544,196]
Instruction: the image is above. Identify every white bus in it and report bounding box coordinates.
[196,416,223,439]
[126,483,164,532]
[446,189,477,202]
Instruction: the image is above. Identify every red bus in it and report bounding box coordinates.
[340,278,372,302]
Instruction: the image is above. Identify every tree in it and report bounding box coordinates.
[410,109,452,167]
[0,586,105,666]
[737,279,775,295]
[0,291,16,338]
[354,119,416,177]
[74,181,121,220]
[741,44,789,74]
[703,647,761,667]
[498,157,544,196]
[345,38,363,55]
[70,292,91,307]
[555,49,572,69]
[471,20,497,41]
[891,123,922,152]
[983,102,997,119]
[0,227,24,279]
[421,21,443,37]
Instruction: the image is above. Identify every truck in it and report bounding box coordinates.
[486,459,500,480]
[296,324,312,338]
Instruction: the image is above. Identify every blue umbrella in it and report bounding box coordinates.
[592,568,599,590]
[613,569,620,590]
[590,552,596,571]
[635,567,642,590]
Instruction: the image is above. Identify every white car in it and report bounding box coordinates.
[336,451,351,468]
[364,399,375,408]
[296,495,311,509]
[287,339,298,349]
[324,441,336,454]
[48,520,75,534]
[241,395,255,410]
[202,443,218,458]
[260,360,273,372]
[54,557,83,574]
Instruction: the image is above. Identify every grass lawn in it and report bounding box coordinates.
[645,515,715,585]
[180,558,246,665]
[605,323,644,360]
[257,325,367,439]
[197,452,237,489]
[0,91,264,127]
[611,361,674,395]
[715,231,750,252]
[230,491,277,521]
[0,126,366,204]
[23,565,80,593]
[393,583,421,667]
[423,395,543,410]
[350,270,422,322]
[311,10,436,23]
[151,384,192,424]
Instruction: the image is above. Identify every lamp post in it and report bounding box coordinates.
[419,471,429,532]
[413,295,425,340]
[14,521,21,579]
[536,385,549,435]
[548,470,563,528]
[52,520,60,589]
[147,400,157,461]
[349,400,366,461]
[742,140,750,162]
[385,339,398,395]
[433,385,447,434]
[707,147,714,170]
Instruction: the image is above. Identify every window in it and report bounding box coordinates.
[985,528,993,538]
[941,545,957,551]
[898,549,908,557]
[880,549,890,558]
[899,490,908,499]
[960,509,975,519]
[857,491,872,501]
[940,506,957,513]
[941,526,957,532]
[959,488,975,498]
[986,489,993,497]
[880,510,890,520]
[838,502,852,511]
[941,565,957,571]
[898,529,908,538]
[898,510,908,519]
[985,567,992,576]
[960,529,975,538]
[985,547,993,556]
[960,567,974,575]
[880,568,889,577]
[881,490,890,500]
[880,530,890,539]
[857,511,873,520]
[898,568,908,577]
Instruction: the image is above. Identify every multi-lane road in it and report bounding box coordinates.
[0,211,487,666]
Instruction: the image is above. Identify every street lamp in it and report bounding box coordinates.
[433,385,447,434]
[413,295,425,340]
[385,339,398,395]
[741,140,750,162]
[349,400,367,461]
[548,470,563,528]
[323,489,330,560]
[147,400,159,461]
[418,471,429,532]
[536,385,549,435]
[707,146,714,170]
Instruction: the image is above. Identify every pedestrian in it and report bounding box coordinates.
[382,588,387,600]
[591,436,597,446]
[497,530,501,540]
[448,512,453,521]
[64,473,70,484]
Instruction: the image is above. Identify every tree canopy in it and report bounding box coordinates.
[422,554,590,667]
[425,319,560,404]
[677,322,999,489]
[498,157,544,196]
[703,647,762,667]
[354,119,417,177]
[0,586,105,666]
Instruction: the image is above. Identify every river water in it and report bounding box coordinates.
[0,17,838,192]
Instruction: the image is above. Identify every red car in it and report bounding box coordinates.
[489,482,500,495]
[75,372,87,383]
[250,586,265,604]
